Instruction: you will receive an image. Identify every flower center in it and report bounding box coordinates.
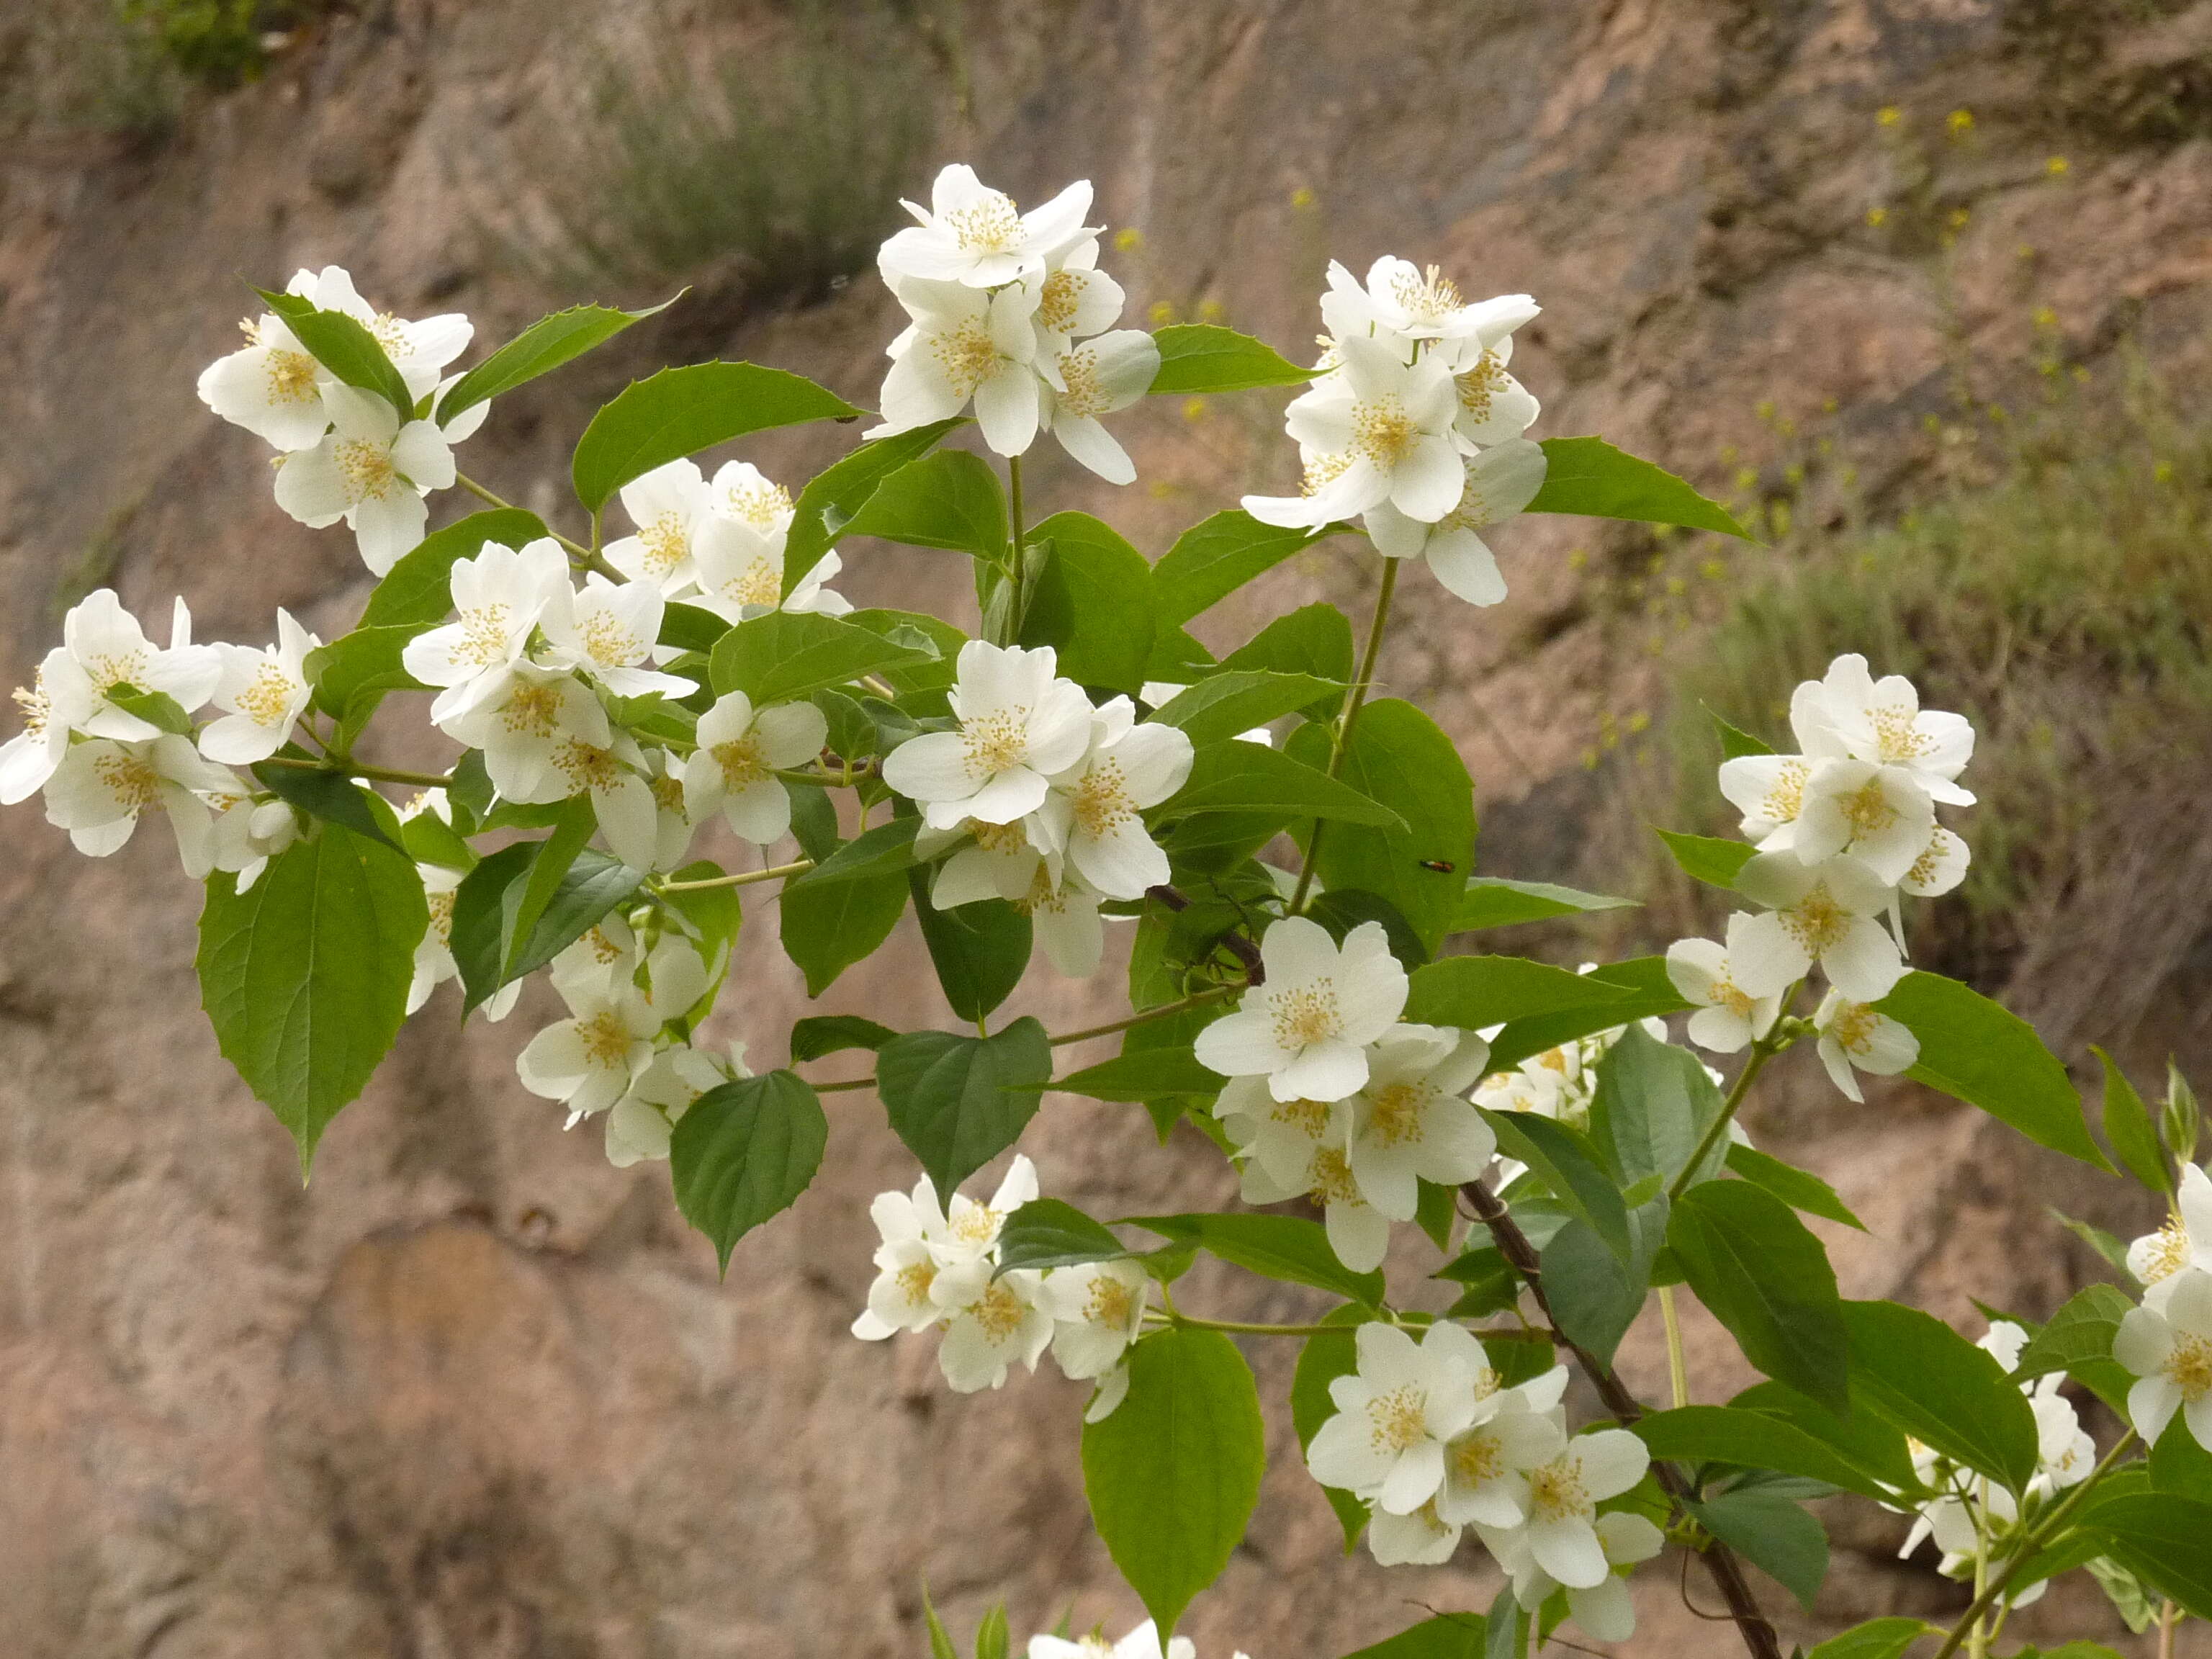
[727,557,781,608]
[971,818,1030,855]
[722,479,793,531]
[1307,1144,1360,1208]
[454,603,513,669]
[1055,346,1113,416]
[1085,1275,1135,1328]
[577,1010,634,1068]
[968,1279,1029,1341]
[95,749,161,812]
[961,709,1030,776]
[639,511,690,577]
[2140,1219,2190,1285]
[932,318,1005,400]
[895,1259,937,1307]
[1871,703,1933,763]
[577,611,641,667]
[1367,1384,1429,1453]
[1527,1457,1592,1523]
[1905,830,1955,890]
[1036,269,1085,332]
[500,680,563,738]
[12,676,50,737]
[1761,758,1810,823]
[1270,1096,1333,1138]
[1455,351,1504,418]
[1389,262,1462,323]
[649,773,684,814]
[1784,887,1849,953]
[1450,1428,1503,1485]
[265,346,319,406]
[2168,1333,2212,1403]
[1364,1081,1428,1146]
[1068,758,1132,837]
[335,438,398,502]
[1269,982,1341,1049]
[943,193,1022,254]
[1712,977,1756,1018]
[949,1201,1000,1247]
[1350,396,1420,469]
[580,925,626,965]
[1301,451,1353,497]
[1838,778,1899,837]
[554,739,622,792]
[1827,1000,1880,1056]
[235,662,300,727]
[84,652,149,696]
[426,887,457,945]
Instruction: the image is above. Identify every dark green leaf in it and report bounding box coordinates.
[251,760,406,854]
[362,508,551,630]
[670,1071,826,1273]
[1731,1380,1920,1496]
[1300,699,1474,957]
[840,449,1008,561]
[1590,1024,1728,1188]
[709,609,931,705]
[1218,603,1354,717]
[780,418,966,596]
[1725,1143,1866,1231]
[788,1015,898,1063]
[1408,955,1632,1030]
[2015,1282,2136,1413]
[1525,436,1753,539]
[1146,671,1341,747]
[572,361,858,511]
[1806,1618,1936,1659]
[305,624,427,719]
[801,817,920,886]
[1306,889,1430,970]
[1129,1212,1387,1306]
[909,873,1030,1022]
[1671,1182,1850,1415]
[1688,1488,1827,1609]
[1020,512,1159,692]
[1541,1215,1647,1365]
[259,289,412,415]
[1481,956,1692,1074]
[196,823,428,1173]
[1632,1405,1895,1503]
[659,601,730,655]
[2078,1492,2212,1620]
[1147,323,1315,395]
[1452,877,1638,932]
[1876,971,2110,1169]
[1655,827,1756,889]
[1841,1299,2038,1491]
[1151,511,1339,625]
[500,795,596,975]
[437,296,677,424]
[878,1020,1052,1195]
[1159,739,1403,828]
[778,866,907,997]
[2151,1414,2212,1499]
[1081,1326,1266,1638]
[2094,1046,2170,1194]
[502,848,643,990]
[1340,1614,1488,1658]
[1052,1047,1222,1104]
[995,1197,1130,1273]
[449,842,534,1013]
[1481,1110,1632,1262]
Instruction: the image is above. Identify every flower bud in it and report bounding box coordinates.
[2164,1060,2201,1169]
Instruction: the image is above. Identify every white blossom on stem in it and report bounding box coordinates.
[1242,336,1463,529]
[603,459,716,595]
[196,308,331,451]
[441,664,608,803]
[680,691,829,845]
[199,609,319,765]
[42,734,236,874]
[2116,1268,2212,1453]
[1509,1429,1652,1588]
[878,165,1093,289]
[539,573,697,703]
[1039,1256,1150,1421]
[608,1040,748,1168]
[1033,697,1192,900]
[2128,1166,2212,1310]
[1793,757,1936,885]
[1665,915,1784,1053]
[1435,1369,1569,1529]
[1306,1321,1490,1514]
[1437,331,1542,449]
[1717,751,1815,850]
[405,537,569,725]
[1360,439,1547,607]
[516,938,706,1126]
[286,264,472,402]
[1194,917,1408,1103]
[1732,850,1903,1002]
[871,276,1045,457]
[937,1269,1055,1393]
[1036,329,1160,484]
[273,383,456,575]
[1341,1025,1496,1220]
[1792,652,1975,804]
[881,642,1094,830]
[1217,1081,1392,1272]
[1812,989,1918,1102]
[1322,256,1539,351]
[1485,1510,1663,1642]
[208,790,299,891]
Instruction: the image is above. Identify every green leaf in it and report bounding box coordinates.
[1152,511,1341,626]
[660,601,731,656]
[1807,1618,1936,1659]
[436,297,676,424]
[196,823,428,1174]
[1408,956,1632,1030]
[1524,436,1754,539]
[1052,1047,1222,1104]
[1218,603,1354,715]
[1840,1299,2039,1491]
[1483,1585,1527,1659]
[2085,1554,2166,1635]
[1159,740,1403,829]
[973,1604,1010,1659]
[1688,1489,1827,1609]
[778,865,907,997]
[1725,1143,1866,1230]
[1146,671,1340,747]
[1452,877,1637,932]
[909,873,1030,1022]
[2051,1207,2134,1275]
[305,624,428,719]
[877,1020,1053,1196]
[1340,1614,1488,1658]
[1290,1307,1376,1551]
[400,801,474,871]
[669,1071,827,1274]
[571,361,858,512]
[1709,704,1776,759]
[1540,1215,1648,1366]
[448,842,534,1012]
[780,418,966,597]
[800,817,920,886]
[2015,1282,2136,1413]
[2094,1046,2170,1194]
[1307,889,1430,969]
[2152,1414,2212,1502]
[250,760,408,855]
[1632,1405,1895,1503]
[788,1015,898,1063]
[1480,1110,1632,1262]
[1589,1024,1728,1189]
[1083,1326,1267,1637]
[1300,699,1475,957]
[709,609,930,706]
[1020,512,1159,692]
[1731,1380,1920,1495]
[361,508,550,630]
[2078,1492,2212,1620]
[502,848,643,991]
[921,1586,960,1659]
[840,449,1009,561]
[105,683,194,735]
[995,1197,1131,1273]
[1128,1212,1385,1306]
[259,289,412,415]
[1875,971,2111,1169]
[1482,956,1693,1074]
[499,795,596,974]
[1670,1182,1850,1415]
[1655,827,1755,889]
[1147,323,1315,395]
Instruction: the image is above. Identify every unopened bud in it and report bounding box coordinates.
[2164,1060,2201,1167]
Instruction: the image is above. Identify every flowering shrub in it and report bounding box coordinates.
[5,164,2208,1658]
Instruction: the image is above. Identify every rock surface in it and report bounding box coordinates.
[1,1,2208,1654]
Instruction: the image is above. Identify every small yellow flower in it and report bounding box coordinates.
[1734,467,1758,492]
[1567,547,1589,570]
[1821,397,1838,414]
[2072,364,2090,382]
[1147,300,1177,326]
[2033,305,2059,328]
[1877,105,1902,127]
[2046,156,2069,176]
[1114,227,1144,252]
[2155,460,2175,484]
[1947,207,1970,229]
[1866,206,1889,228]
[1581,747,1601,770]
[1197,298,1226,323]
[1290,186,1316,210]
[1946,107,1974,136]
[1755,398,1776,423]
[1719,443,1740,465]
[1626,711,1651,735]
[1700,557,1727,581]
[1181,397,1207,424]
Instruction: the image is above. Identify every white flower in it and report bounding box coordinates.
[1665,916,1784,1053]
[549,911,644,1001]
[1031,697,1192,899]
[32,590,222,751]
[199,609,319,765]
[1485,1510,1663,1642]
[1732,851,1905,1002]
[1360,439,1547,606]
[1473,1058,1568,1122]
[1028,1619,1200,1659]
[1039,1256,1150,1395]
[196,310,332,451]
[1022,237,1125,349]
[603,459,715,595]
[881,642,1094,830]
[405,854,523,1020]
[1792,653,1975,804]
[41,734,235,875]
[636,749,698,873]
[680,691,828,846]
[1437,331,1542,449]
[516,938,706,1126]
[2128,1166,2212,1310]
[1036,329,1160,484]
[878,164,1093,289]
[1792,758,1936,886]
[443,663,608,803]
[607,1040,747,1168]
[1,648,91,806]
[539,574,697,702]
[1243,336,1464,529]
[1812,989,1918,1102]
[1511,1429,1652,1588]
[273,383,456,575]
[286,264,472,402]
[1016,860,1110,979]
[1717,752,1815,850]
[1194,917,1409,1102]
[1341,1025,1497,1220]
[2116,1268,2212,1453]
[934,1155,1040,1280]
[853,1174,961,1339]
[405,536,570,727]
[2027,1373,2095,1499]
[1435,1370,1569,1529]
[1900,825,1971,900]
[871,276,1046,457]
[1322,256,1539,349]
[1367,1500,1462,1567]
[1218,1080,1392,1272]
[208,791,300,891]
[937,1269,1056,1393]
[924,816,1053,909]
[685,461,853,621]
[1306,1321,1488,1514]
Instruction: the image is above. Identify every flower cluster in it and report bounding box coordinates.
[852,1156,1151,1416]
[603,457,852,621]
[1242,258,1547,606]
[1028,1619,1249,1659]
[2116,1162,2212,1454]
[1667,654,1978,1100]
[1308,1321,1658,1642]
[873,165,1160,482]
[1196,917,1497,1272]
[1472,999,1671,1135]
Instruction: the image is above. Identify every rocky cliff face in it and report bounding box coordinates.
[3,1,2209,1655]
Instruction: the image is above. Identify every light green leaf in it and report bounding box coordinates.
[305,624,428,719]
[669,1071,826,1274]
[1688,1488,1827,1610]
[1655,827,1755,889]
[1020,511,1159,692]
[1081,1326,1266,1639]
[1525,436,1754,539]
[780,418,967,597]
[196,822,428,1174]
[2093,1046,2170,1194]
[1406,955,1632,1030]
[1340,1614,1488,1658]
[995,1197,1131,1274]
[571,361,858,511]
[1452,877,1638,932]
[1128,1212,1385,1306]
[1725,1143,1866,1231]
[259,289,413,415]
[877,1020,1053,1196]
[1151,511,1340,624]
[1146,323,1316,395]
[500,796,598,975]
[708,608,931,704]
[436,296,677,424]
[1218,602,1353,714]
[1051,1047,1221,1104]
[1158,740,1403,829]
[1146,671,1340,747]
[104,683,194,735]
[973,1604,1011,1659]
[2015,1282,2136,1414]
[1841,1299,2039,1491]
[1875,971,2111,1169]
[840,449,1009,561]
[361,508,551,630]
[1632,1405,1895,1503]
[1480,956,1692,1074]
[1806,1618,1936,1659]
[1709,704,1776,759]
[799,817,920,886]
[1671,1182,1850,1416]
[909,872,1030,1022]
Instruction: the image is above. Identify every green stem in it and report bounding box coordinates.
[656,858,814,894]
[1146,1310,1365,1338]
[1048,986,1234,1048]
[259,754,454,791]
[1668,1002,1797,1200]
[1660,1285,1691,1408]
[455,472,614,576]
[1289,552,1399,913]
